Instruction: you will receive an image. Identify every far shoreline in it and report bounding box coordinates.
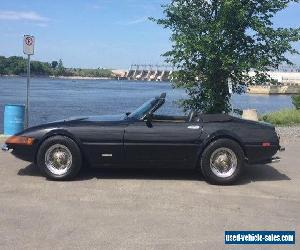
[0,75,115,80]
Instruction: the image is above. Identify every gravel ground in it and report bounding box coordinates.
[276,125,300,144]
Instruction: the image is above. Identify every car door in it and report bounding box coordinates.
[71,121,127,167]
[124,120,203,168]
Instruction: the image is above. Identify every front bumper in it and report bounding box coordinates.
[1,144,9,152]
[2,143,35,162]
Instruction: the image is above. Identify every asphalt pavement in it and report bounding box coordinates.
[0,137,299,249]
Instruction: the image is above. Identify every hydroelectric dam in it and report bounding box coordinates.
[112,64,300,94]
[112,64,174,81]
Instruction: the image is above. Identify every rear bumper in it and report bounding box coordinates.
[270,156,281,163]
[245,144,282,164]
[258,156,281,164]
[266,146,285,164]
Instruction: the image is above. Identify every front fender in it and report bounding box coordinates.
[33,129,86,164]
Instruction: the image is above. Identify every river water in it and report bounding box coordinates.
[0,77,293,133]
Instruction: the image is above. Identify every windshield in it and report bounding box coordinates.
[129,98,157,120]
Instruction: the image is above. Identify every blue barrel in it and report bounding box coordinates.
[4,104,25,135]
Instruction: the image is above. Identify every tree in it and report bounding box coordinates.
[0,56,8,75]
[153,0,300,113]
[51,60,58,69]
[31,61,52,75]
[56,59,66,76]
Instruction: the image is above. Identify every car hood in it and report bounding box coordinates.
[16,114,127,136]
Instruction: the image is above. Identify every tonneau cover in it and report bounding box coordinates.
[199,114,234,123]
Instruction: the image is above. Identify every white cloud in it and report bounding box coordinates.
[0,10,49,22]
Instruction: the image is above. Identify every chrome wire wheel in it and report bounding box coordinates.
[209,147,237,178]
[45,144,73,176]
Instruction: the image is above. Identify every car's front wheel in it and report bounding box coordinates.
[200,139,244,185]
[37,136,82,180]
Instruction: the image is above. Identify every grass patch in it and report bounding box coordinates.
[260,109,300,126]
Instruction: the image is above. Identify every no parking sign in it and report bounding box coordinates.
[23,35,35,55]
[23,34,35,128]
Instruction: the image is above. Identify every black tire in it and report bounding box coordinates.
[37,135,82,180]
[200,139,244,185]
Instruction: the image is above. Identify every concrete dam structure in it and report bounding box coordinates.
[112,65,300,94]
[113,64,174,81]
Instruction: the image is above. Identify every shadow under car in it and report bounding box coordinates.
[18,163,291,184]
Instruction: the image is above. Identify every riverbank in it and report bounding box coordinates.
[1,75,114,80]
[248,85,300,94]
[260,108,300,126]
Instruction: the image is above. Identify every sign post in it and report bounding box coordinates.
[23,35,35,128]
[228,78,233,94]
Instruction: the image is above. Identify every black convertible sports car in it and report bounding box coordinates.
[2,93,284,185]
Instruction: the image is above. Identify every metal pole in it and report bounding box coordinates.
[25,54,30,128]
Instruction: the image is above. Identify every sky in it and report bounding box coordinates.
[0,0,300,69]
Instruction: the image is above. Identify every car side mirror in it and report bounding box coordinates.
[144,113,153,128]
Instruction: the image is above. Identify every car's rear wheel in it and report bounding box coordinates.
[37,136,82,180]
[200,139,244,185]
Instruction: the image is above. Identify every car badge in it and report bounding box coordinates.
[102,154,113,157]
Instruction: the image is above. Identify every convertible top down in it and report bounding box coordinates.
[2,93,283,185]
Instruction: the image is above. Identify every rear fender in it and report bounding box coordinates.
[195,130,246,168]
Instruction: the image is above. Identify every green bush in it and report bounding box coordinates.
[260,109,300,126]
[292,95,300,110]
